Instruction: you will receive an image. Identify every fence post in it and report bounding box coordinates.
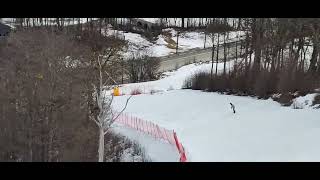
[148,121,152,136]
[126,113,129,126]
[130,114,132,127]
[134,117,137,131]
[136,117,139,131]
[173,131,187,162]
[154,124,159,139]
[156,125,162,140]
[138,118,141,132]
[142,119,146,134]
[152,123,157,139]
[126,113,128,126]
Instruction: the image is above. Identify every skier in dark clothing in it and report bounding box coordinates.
[230,103,236,113]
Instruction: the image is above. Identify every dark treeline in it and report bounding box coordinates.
[184,18,320,105]
[8,18,242,34]
[9,18,239,28]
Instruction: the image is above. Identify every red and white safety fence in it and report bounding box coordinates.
[114,112,187,162]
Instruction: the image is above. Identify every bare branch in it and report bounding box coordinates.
[111,95,133,123]
[102,76,113,87]
[101,47,119,70]
[110,109,115,119]
[104,129,110,135]
[104,70,118,85]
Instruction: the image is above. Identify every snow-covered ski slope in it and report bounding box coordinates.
[111,60,320,162]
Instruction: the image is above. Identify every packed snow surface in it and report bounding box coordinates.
[111,60,320,162]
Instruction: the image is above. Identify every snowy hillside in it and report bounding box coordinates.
[110,60,320,162]
[104,27,245,58]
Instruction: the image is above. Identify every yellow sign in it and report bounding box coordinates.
[36,73,43,80]
[113,87,120,96]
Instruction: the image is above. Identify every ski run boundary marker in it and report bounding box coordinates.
[114,111,187,162]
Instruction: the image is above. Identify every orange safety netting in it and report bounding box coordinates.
[115,112,187,162]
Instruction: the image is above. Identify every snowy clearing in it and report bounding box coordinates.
[110,60,320,162]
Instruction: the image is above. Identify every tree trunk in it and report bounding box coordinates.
[281,48,284,69]
[210,35,215,78]
[235,40,238,72]
[302,44,308,71]
[276,48,281,71]
[252,18,265,75]
[235,40,238,61]
[239,40,243,57]
[253,33,262,72]
[98,128,104,162]
[187,18,189,28]
[20,18,24,27]
[223,33,227,76]
[293,38,304,71]
[245,32,249,73]
[317,51,320,74]
[56,18,61,30]
[215,33,220,75]
[264,46,268,70]
[78,18,81,32]
[176,32,179,54]
[237,18,242,30]
[248,48,252,71]
[204,32,207,48]
[61,18,65,29]
[270,46,278,73]
[99,18,103,35]
[309,36,319,74]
